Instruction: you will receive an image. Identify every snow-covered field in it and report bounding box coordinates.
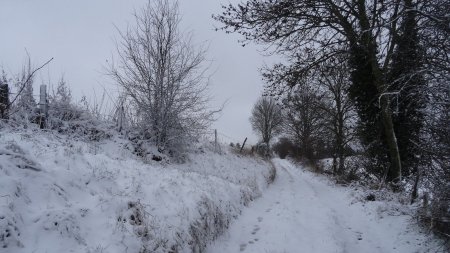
[1,127,441,253]
[0,128,274,253]
[207,159,439,253]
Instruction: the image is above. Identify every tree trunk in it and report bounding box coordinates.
[374,68,403,183]
[354,1,403,183]
[410,167,420,204]
[336,110,345,175]
[338,154,345,175]
[332,155,338,174]
[380,96,402,183]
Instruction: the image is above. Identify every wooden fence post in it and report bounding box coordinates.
[240,137,247,153]
[39,85,47,129]
[214,129,218,153]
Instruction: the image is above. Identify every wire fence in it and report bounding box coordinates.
[5,85,250,151]
[200,128,247,145]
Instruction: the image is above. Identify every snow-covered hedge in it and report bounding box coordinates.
[0,128,274,253]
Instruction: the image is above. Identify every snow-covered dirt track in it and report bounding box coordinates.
[207,159,433,253]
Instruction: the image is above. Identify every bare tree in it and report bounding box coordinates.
[415,0,450,232]
[250,96,283,146]
[283,84,326,162]
[13,57,37,123]
[215,0,416,183]
[4,55,53,123]
[109,0,216,155]
[267,55,356,172]
[314,58,356,175]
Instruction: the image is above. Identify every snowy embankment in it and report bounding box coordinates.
[0,128,274,253]
[208,158,438,253]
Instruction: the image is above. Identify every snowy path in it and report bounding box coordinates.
[207,159,430,253]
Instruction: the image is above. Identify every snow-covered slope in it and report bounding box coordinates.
[207,159,438,253]
[0,128,274,253]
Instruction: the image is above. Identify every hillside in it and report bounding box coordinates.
[0,127,274,253]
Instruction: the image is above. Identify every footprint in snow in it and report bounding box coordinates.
[257,217,263,222]
[355,231,363,240]
[266,208,271,213]
[248,240,254,244]
[251,226,260,235]
[240,243,247,251]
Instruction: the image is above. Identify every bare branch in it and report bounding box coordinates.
[8,57,54,108]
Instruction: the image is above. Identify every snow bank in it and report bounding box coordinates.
[0,128,274,253]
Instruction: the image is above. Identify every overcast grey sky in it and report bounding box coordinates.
[0,0,276,144]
